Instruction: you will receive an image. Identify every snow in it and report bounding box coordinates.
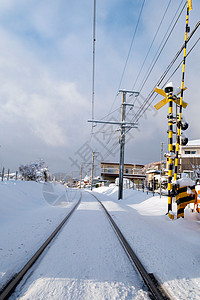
[1,182,200,299]
[187,139,200,146]
[11,193,148,300]
[94,187,200,299]
[0,181,79,290]
[176,177,195,187]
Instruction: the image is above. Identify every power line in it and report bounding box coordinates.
[127,21,200,127]
[164,36,200,84]
[118,0,146,91]
[108,0,146,116]
[125,0,185,120]
[132,0,172,90]
[137,0,186,94]
[126,1,187,122]
[141,34,200,113]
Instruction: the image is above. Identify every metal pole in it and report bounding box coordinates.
[174,4,190,182]
[118,92,126,200]
[160,142,164,198]
[91,152,95,191]
[91,0,96,133]
[168,94,174,212]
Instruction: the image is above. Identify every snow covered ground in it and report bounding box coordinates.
[11,191,149,300]
[0,181,79,290]
[0,181,200,299]
[94,186,200,300]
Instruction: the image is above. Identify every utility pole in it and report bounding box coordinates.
[88,89,139,198]
[118,91,126,200]
[118,90,139,200]
[91,152,95,191]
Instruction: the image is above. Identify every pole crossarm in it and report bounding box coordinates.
[122,103,135,107]
[122,125,138,128]
[118,89,139,96]
[88,119,138,126]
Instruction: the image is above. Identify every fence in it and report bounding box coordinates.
[0,168,19,181]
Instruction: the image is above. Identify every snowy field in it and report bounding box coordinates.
[0,181,80,291]
[94,186,200,300]
[0,181,200,299]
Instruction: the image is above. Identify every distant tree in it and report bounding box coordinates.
[19,159,49,182]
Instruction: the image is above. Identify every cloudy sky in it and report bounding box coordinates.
[0,0,199,176]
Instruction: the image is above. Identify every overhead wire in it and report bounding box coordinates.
[126,0,187,123]
[117,0,146,91]
[140,33,200,113]
[126,20,200,130]
[107,0,146,116]
[132,0,172,91]
[164,35,200,84]
[94,0,185,139]
[126,0,185,118]
[136,0,186,94]
[91,1,197,152]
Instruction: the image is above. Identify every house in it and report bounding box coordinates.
[179,139,200,179]
[144,160,167,190]
[101,162,145,184]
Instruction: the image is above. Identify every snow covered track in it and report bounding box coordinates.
[90,192,171,300]
[0,190,82,300]
[0,189,171,299]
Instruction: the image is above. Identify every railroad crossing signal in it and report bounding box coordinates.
[154,85,188,110]
[154,82,189,216]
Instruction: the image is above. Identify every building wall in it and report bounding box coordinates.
[101,163,144,175]
[101,162,145,183]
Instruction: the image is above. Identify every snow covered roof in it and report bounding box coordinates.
[146,169,160,174]
[185,139,200,146]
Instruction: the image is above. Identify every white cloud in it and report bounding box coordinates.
[0,24,89,148]
[0,0,199,173]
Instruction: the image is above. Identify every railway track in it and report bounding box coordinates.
[90,192,171,300]
[0,190,171,300]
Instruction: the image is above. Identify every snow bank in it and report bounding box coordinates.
[176,177,195,188]
[0,181,78,289]
[94,185,200,299]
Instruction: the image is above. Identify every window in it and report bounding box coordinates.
[184,150,196,154]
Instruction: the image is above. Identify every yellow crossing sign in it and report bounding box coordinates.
[154,86,188,110]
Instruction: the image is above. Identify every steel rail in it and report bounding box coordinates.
[90,192,171,300]
[0,191,82,300]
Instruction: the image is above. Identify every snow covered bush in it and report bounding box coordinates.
[19,160,49,182]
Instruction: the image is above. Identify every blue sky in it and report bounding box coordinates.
[0,0,199,176]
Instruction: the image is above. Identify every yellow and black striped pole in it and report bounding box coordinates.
[168,94,174,213]
[174,2,192,182]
